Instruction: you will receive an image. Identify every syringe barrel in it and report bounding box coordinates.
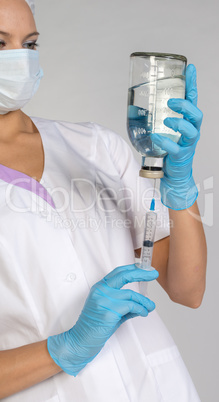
[140,211,157,269]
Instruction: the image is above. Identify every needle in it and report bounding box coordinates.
[150,179,156,211]
[153,178,156,198]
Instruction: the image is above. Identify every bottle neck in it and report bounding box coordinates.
[139,156,164,179]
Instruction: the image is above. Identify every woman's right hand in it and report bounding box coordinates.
[47,264,159,376]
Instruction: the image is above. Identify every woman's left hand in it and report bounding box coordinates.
[151,64,203,210]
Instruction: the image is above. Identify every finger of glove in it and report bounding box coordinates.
[185,64,198,107]
[90,286,154,319]
[120,312,145,324]
[164,117,200,145]
[102,286,156,312]
[119,288,156,311]
[104,264,136,281]
[91,290,150,318]
[151,133,181,156]
[104,267,159,289]
[167,99,203,131]
[118,299,150,317]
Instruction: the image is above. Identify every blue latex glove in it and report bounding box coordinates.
[47,264,158,376]
[151,64,203,210]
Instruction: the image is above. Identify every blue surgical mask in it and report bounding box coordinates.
[0,49,43,115]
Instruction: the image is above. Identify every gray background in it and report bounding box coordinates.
[24,1,218,400]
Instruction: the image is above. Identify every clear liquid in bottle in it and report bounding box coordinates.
[127,76,185,157]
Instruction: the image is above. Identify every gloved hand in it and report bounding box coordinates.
[151,64,203,210]
[47,264,158,376]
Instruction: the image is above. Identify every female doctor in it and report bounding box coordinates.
[0,0,207,401]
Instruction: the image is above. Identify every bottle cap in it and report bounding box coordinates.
[139,166,164,179]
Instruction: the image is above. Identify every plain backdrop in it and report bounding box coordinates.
[23,1,218,401]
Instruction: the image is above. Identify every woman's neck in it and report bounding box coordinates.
[0,110,35,142]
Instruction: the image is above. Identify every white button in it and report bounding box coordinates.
[65,273,77,282]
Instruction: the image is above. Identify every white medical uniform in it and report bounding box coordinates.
[0,117,200,401]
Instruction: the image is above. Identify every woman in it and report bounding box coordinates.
[0,0,207,401]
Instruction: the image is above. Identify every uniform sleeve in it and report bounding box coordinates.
[94,124,170,250]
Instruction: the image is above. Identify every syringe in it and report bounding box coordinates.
[136,181,157,295]
[139,197,157,271]
[137,179,157,271]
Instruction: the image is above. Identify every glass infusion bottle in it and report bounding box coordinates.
[127,52,187,179]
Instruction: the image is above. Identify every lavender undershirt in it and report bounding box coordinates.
[0,164,56,209]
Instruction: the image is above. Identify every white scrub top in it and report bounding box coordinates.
[0,117,200,402]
